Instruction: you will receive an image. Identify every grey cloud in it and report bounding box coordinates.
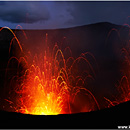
[1,1,130,29]
[0,2,50,23]
[65,2,130,26]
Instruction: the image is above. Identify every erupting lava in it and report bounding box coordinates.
[12,49,71,115]
[1,23,130,115]
[1,26,100,115]
[104,75,130,107]
[104,26,130,107]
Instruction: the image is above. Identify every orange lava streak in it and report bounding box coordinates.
[14,25,28,40]
[72,86,100,110]
[0,26,23,52]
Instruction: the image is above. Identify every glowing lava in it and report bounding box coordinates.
[2,26,99,115]
[104,26,130,108]
[8,49,70,115]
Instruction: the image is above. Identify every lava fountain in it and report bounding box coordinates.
[104,75,130,107]
[104,25,130,107]
[1,26,100,115]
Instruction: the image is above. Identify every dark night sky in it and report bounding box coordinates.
[0,1,130,29]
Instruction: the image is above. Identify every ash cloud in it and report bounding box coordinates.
[0,2,50,24]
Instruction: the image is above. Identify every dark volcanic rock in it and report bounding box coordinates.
[0,100,129,129]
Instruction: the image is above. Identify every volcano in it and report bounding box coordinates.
[0,22,130,128]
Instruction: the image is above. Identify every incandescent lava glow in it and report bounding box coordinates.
[2,26,99,115]
[10,48,71,115]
